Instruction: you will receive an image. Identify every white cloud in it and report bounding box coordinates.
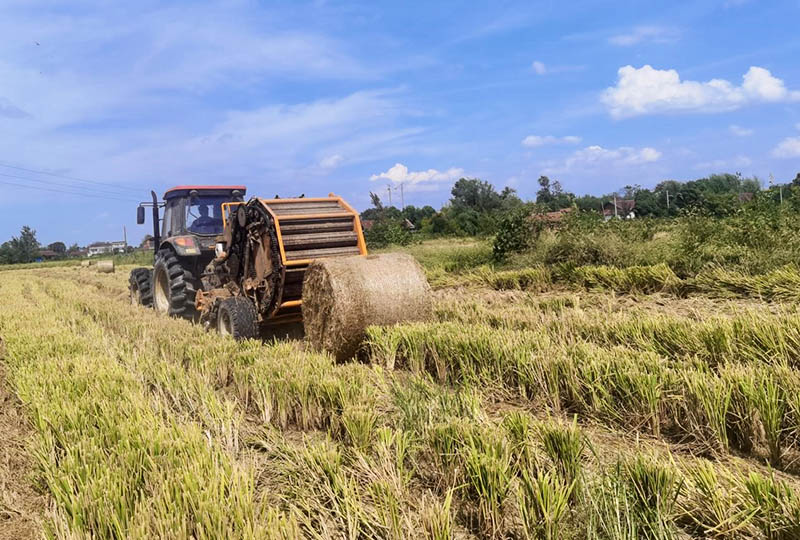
[772,137,800,158]
[729,125,753,136]
[319,154,344,169]
[530,60,585,76]
[543,145,661,175]
[609,25,680,46]
[567,145,662,166]
[603,65,800,118]
[693,155,752,170]
[370,163,464,190]
[522,135,582,147]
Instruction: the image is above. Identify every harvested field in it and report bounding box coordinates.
[1,248,800,538]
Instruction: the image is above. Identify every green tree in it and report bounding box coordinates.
[0,226,40,264]
[536,176,553,206]
[48,241,67,254]
[450,178,503,212]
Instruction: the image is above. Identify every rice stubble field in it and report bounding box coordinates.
[1,244,800,538]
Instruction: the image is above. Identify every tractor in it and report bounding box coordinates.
[129,185,245,316]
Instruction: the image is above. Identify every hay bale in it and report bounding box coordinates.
[80,260,91,267]
[96,260,115,273]
[303,253,431,361]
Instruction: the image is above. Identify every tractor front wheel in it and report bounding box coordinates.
[129,268,153,307]
[217,297,258,340]
[152,249,197,318]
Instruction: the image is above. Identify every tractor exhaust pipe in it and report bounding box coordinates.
[151,190,160,255]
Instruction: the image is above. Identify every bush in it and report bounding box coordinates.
[492,205,539,261]
[364,221,413,249]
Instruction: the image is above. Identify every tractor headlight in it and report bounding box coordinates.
[173,236,200,256]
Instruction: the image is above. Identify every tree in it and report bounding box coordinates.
[67,243,80,253]
[536,176,553,205]
[793,173,800,188]
[499,187,523,210]
[0,226,40,264]
[48,241,66,254]
[369,191,384,211]
[450,178,503,212]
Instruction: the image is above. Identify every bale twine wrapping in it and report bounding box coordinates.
[302,253,431,361]
[96,260,115,273]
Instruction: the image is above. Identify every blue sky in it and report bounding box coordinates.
[1,0,799,246]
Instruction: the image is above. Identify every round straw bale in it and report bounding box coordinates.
[96,260,115,273]
[302,253,431,361]
[80,260,91,267]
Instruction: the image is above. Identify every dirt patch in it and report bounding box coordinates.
[0,352,46,540]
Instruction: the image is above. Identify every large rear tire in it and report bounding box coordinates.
[217,297,258,340]
[152,249,198,318]
[129,268,153,307]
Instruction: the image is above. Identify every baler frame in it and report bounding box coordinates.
[198,194,368,329]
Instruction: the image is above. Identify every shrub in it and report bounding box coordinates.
[364,220,413,248]
[493,205,540,261]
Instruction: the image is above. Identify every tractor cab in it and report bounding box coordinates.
[161,186,245,238]
[136,185,246,255]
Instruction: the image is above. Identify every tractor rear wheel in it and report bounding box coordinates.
[152,249,198,318]
[129,268,153,307]
[217,297,258,340]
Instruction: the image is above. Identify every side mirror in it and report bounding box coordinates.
[137,206,145,224]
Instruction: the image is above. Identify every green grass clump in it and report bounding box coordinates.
[483,266,552,291]
[558,263,682,295]
[744,472,800,539]
[621,455,682,539]
[518,470,574,540]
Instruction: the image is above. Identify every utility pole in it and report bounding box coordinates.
[770,173,782,204]
[123,226,127,249]
[613,194,618,218]
[386,184,392,206]
[400,182,405,211]
[665,190,670,210]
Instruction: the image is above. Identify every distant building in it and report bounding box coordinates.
[38,249,59,260]
[603,199,636,220]
[531,207,574,228]
[87,241,127,257]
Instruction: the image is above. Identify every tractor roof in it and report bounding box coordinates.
[164,185,247,200]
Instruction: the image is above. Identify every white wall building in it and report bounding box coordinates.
[87,241,127,257]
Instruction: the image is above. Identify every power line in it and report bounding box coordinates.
[0,178,138,203]
[0,171,142,200]
[0,162,143,195]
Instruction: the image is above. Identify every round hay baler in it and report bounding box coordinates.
[196,195,431,359]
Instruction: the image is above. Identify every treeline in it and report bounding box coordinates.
[539,172,798,218]
[0,226,80,264]
[362,171,800,248]
[362,178,524,246]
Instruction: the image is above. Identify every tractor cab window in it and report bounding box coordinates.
[186,196,227,235]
